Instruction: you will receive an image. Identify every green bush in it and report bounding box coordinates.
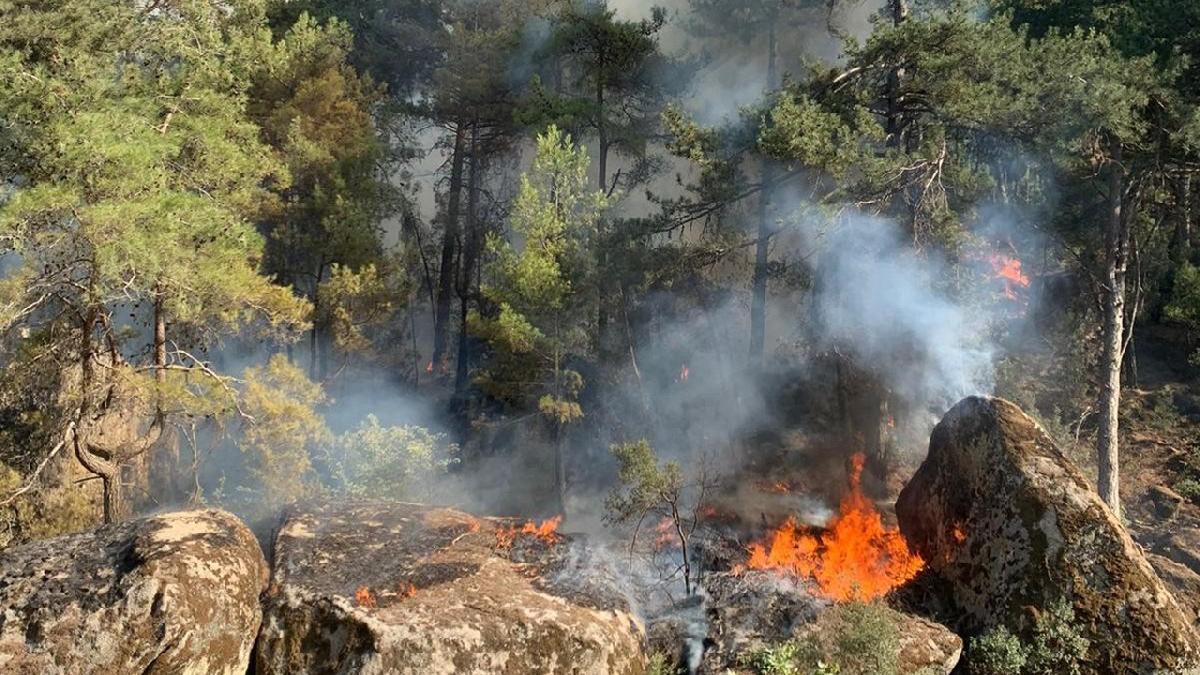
[743,602,899,675]
[970,624,1028,675]
[1176,477,1200,504]
[646,652,676,675]
[326,414,456,501]
[0,464,99,548]
[969,599,1089,675]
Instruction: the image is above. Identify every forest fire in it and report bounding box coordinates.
[496,515,563,548]
[742,453,924,601]
[987,253,1031,300]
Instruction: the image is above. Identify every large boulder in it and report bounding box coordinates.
[0,508,267,675]
[897,396,1200,673]
[256,500,646,675]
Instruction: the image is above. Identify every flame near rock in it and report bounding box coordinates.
[743,453,924,601]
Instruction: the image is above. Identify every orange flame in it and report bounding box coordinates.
[987,254,1031,301]
[744,453,924,601]
[426,361,434,373]
[398,581,417,599]
[355,585,377,608]
[680,364,690,382]
[496,515,563,548]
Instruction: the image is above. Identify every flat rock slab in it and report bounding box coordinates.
[0,508,267,675]
[898,396,1200,674]
[256,500,646,675]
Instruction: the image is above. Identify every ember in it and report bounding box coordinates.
[744,453,924,601]
[987,253,1031,301]
[354,585,376,608]
[679,363,689,382]
[399,581,417,599]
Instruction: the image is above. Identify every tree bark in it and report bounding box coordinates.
[1098,145,1128,518]
[455,127,481,396]
[596,78,611,359]
[1174,173,1193,264]
[749,24,779,361]
[147,291,179,507]
[432,124,467,372]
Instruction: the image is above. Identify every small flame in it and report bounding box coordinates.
[744,453,924,602]
[680,364,690,382]
[425,361,434,373]
[987,253,1031,302]
[398,581,417,599]
[496,515,563,548]
[355,585,377,609]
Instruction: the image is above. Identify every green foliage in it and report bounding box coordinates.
[326,415,455,500]
[970,624,1029,675]
[645,652,677,675]
[472,126,607,419]
[1176,477,1200,504]
[1166,263,1200,364]
[238,355,331,510]
[0,464,98,549]
[743,602,900,675]
[969,599,1090,675]
[605,440,684,526]
[315,262,410,371]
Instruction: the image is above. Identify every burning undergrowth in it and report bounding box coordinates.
[736,453,925,602]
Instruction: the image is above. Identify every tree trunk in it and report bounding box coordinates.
[147,291,179,507]
[749,24,778,361]
[432,124,467,372]
[455,128,482,396]
[309,263,324,381]
[596,79,611,360]
[1174,173,1193,264]
[1098,145,1128,518]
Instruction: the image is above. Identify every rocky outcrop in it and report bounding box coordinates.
[256,500,646,675]
[696,571,961,674]
[897,396,1200,674]
[0,509,267,675]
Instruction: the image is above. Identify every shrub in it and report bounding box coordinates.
[646,652,677,675]
[743,602,899,675]
[325,414,455,501]
[970,624,1028,675]
[969,599,1089,675]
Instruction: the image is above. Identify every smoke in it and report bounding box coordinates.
[804,212,995,410]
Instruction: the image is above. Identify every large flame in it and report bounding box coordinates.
[743,453,924,601]
[987,253,1031,301]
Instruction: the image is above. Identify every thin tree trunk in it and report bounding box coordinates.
[1098,145,1127,518]
[749,24,778,361]
[1174,173,1193,264]
[148,291,178,506]
[433,124,467,372]
[596,79,611,360]
[455,127,481,395]
[309,263,324,381]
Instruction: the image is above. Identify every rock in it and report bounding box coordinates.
[0,509,267,675]
[695,571,960,674]
[897,396,1200,674]
[256,500,646,675]
[1164,529,1200,575]
[1149,553,1200,626]
[1145,484,1186,520]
